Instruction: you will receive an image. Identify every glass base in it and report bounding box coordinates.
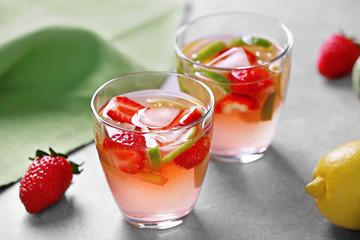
[211,149,266,163]
[123,214,188,229]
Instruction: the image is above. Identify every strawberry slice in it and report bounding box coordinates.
[173,134,211,170]
[102,131,146,174]
[215,93,260,114]
[229,68,275,95]
[164,106,203,130]
[103,96,145,124]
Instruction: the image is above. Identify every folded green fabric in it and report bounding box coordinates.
[0,0,184,187]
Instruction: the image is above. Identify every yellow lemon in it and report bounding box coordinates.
[305,140,360,230]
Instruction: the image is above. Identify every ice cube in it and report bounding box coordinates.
[207,47,250,68]
[104,120,136,138]
[143,133,159,148]
[153,129,187,146]
[136,107,181,129]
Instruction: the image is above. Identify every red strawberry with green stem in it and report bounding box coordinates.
[19,148,82,213]
[104,97,145,124]
[102,131,146,174]
[317,33,360,79]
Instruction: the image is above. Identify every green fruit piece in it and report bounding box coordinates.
[193,69,232,92]
[147,97,186,110]
[135,171,168,186]
[251,37,272,48]
[352,57,360,99]
[261,92,276,121]
[176,60,184,74]
[230,37,246,46]
[177,75,190,94]
[177,75,212,105]
[148,147,162,171]
[162,133,204,163]
[192,41,227,62]
[170,127,198,146]
[231,36,272,48]
[185,126,197,140]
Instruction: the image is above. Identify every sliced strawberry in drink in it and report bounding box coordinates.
[102,131,146,174]
[164,106,203,130]
[103,96,145,124]
[207,47,257,68]
[243,48,257,65]
[215,93,260,114]
[229,68,275,95]
[173,134,211,170]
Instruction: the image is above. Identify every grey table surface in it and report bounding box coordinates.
[1,0,360,239]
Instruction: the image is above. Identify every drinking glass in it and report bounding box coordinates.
[174,11,293,163]
[90,72,214,229]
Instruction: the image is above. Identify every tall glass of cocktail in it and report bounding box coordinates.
[175,11,293,163]
[91,72,214,229]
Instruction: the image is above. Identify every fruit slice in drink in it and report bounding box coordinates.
[179,35,288,158]
[95,90,212,222]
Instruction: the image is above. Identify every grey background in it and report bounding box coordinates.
[1,0,360,239]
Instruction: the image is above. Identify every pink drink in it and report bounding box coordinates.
[176,34,291,162]
[175,12,293,163]
[91,79,214,229]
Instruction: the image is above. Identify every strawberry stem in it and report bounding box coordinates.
[49,147,68,158]
[70,161,83,174]
[29,148,83,174]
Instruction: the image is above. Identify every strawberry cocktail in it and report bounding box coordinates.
[91,72,214,229]
[175,12,293,163]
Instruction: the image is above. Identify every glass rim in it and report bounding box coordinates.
[90,71,215,134]
[174,11,294,71]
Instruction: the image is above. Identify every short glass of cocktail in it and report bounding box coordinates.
[90,72,214,229]
[175,11,293,163]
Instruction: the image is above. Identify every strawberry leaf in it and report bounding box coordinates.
[35,150,49,158]
[70,161,83,175]
[49,147,68,158]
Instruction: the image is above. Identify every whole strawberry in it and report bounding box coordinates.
[19,148,82,213]
[317,33,360,79]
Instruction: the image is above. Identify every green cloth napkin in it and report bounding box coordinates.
[0,0,184,187]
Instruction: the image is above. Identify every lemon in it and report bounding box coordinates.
[305,140,360,230]
[352,57,360,99]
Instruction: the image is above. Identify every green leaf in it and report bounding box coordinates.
[49,147,68,158]
[70,161,84,175]
[35,150,49,158]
